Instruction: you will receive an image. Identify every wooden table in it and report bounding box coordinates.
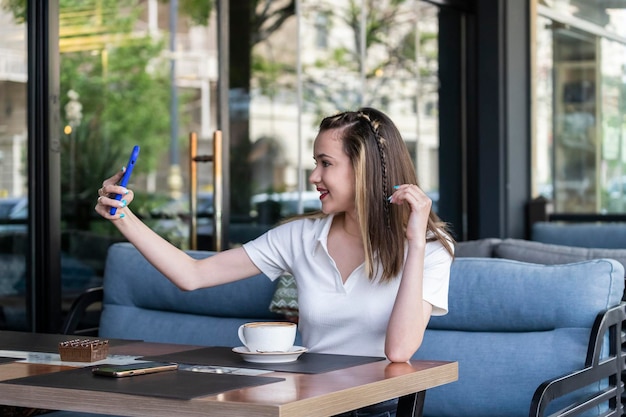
[0,333,458,417]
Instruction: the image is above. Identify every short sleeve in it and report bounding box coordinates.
[242,218,315,280]
[422,240,453,316]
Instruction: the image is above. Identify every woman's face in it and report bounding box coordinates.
[309,129,356,215]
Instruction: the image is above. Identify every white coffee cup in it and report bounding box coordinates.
[237,321,297,352]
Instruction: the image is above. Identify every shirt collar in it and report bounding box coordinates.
[312,213,335,257]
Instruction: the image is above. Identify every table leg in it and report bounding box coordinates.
[396,391,425,417]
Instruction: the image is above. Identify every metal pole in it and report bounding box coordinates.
[189,132,198,250]
[190,130,223,252]
[168,0,182,199]
[360,0,366,105]
[217,0,230,250]
[296,0,304,214]
[213,131,223,252]
[170,0,178,167]
[27,0,62,332]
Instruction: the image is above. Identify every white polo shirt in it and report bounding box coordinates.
[242,214,452,357]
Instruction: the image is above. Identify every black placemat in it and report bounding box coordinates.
[4,365,284,400]
[0,331,137,353]
[141,346,385,374]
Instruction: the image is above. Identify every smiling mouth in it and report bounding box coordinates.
[317,188,329,200]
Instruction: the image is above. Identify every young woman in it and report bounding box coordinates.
[96,107,454,416]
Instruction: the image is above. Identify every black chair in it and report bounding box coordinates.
[59,286,104,336]
[397,392,425,417]
[530,303,626,417]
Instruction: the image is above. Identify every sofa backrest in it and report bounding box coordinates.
[457,237,626,279]
[532,221,626,249]
[495,238,626,265]
[453,238,502,257]
[412,257,624,417]
[99,242,282,346]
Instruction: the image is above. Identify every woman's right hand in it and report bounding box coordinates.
[94,168,135,220]
[387,183,431,244]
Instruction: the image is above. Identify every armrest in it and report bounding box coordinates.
[529,303,626,417]
[60,286,104,336]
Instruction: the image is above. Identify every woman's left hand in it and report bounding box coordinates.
[387,184,432,242]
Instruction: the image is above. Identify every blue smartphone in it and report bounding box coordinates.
[110,145,140,215]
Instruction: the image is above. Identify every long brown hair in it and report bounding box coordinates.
[301,107,454,282]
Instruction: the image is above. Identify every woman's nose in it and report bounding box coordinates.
[309,167,320,184]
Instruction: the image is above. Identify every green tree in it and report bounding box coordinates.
[1,0,24,22]
[301,0,437,120]
[57,1,171,229]
[3,0,173,229]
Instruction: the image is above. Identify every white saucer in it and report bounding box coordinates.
[232,346,308,363]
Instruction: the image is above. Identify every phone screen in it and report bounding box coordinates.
[110,145,140,215]
[92,361,178,378]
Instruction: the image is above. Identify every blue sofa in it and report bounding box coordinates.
[412,257,624,417]
[58,242,625,417]
[98,242,291,347]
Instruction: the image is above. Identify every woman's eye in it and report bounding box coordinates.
[313,159,330,167]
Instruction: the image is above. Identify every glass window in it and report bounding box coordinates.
[553,27,597,212]
[0,0,447,332]
[534,16,554,201]
[314,12,329,49]
[0,6,28,331]
[57,1,208,331]
[534,2,626,214]
[0,0,441,332]
[55,1,442,253]
[599,37,626,213]
[542,0,626,36]
[234,0,441,243]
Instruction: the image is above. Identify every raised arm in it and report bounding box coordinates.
[384,184,435,362]
[94,169,261,291]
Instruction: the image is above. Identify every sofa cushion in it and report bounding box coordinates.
[269,274,299,319]
[496,238,626,276]
[428,257,623,331]
[99,243,283,345]
[101,243,279,318]
[413,257,624,417]
[454,238,502,257]
[416,327,594,417]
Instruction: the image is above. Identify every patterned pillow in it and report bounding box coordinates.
[269,274,299,322]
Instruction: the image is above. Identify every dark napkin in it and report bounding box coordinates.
[141,346,385,374]
[0,331,137,353]
[0,356,19,364]
[4,365,284,400]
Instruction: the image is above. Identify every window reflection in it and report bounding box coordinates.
[543,0,626,36]
[553,27,597,212]
[534,3,626,214]
[0,0,443,331]
[55,0,442,256]
[599,37,626,213]
[0,6,28,331]
[242,0,441,238]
